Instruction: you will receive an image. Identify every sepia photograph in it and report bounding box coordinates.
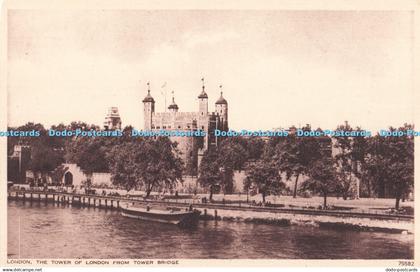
[1,1,418,268]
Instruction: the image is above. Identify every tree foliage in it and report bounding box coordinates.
[271,125,325,198]
[332,122,367,199]
[197,148,222,200]
[364,125,414,208]
[107,137,183,196]
[65,137,110,174]
[301,157,336,209]
[244,160,284,203]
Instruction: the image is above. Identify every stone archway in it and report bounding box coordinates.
[64,172,73,186]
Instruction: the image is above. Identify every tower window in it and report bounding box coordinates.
[178,126,181,129]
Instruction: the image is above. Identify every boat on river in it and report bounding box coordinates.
[121,203,201,227]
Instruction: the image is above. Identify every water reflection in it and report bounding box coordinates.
[8,201,413,259]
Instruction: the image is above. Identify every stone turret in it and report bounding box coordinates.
[168,94,179,113]
[143,82,155,130]
[215,86,228,131]
[103,107,122,130]
[198,78,208,116]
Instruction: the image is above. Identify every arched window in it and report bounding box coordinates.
[64,172,73,186]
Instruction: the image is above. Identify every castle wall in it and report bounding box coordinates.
[232,171,246,193]
[91,173,112,187]
[175,170,247,194]
[152,112,201,130]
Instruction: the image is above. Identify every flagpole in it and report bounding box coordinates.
[161,82,167,112]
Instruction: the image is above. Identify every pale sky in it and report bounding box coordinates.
[7,10,414,131]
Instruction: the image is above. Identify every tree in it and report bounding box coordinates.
[197,148,221,201]
[301,157,336,209]
[273,125,323,198]
[65,137,110,174]
[7,122,48,155]
[332,122,368,199]
[107,142,141,192]
[244,160,284,203]
[198,138,248,196]
[217,138,248,193]
[364,125,414,209]
[138,137,184,196]
[107,137,184,196]
[244,137,266,161]
[28,124,65,176]
[30,141,65,175]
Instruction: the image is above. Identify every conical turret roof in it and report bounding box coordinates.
[215,92,227,105]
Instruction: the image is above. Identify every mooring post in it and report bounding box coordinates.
[105,199,108,208]
[30,193,33,202]
[214,210,218,220]
[38,193,41,201]
[94,198,96,207]
[99,199,101,207]
[204,209,207,217]
[45,194,48,203]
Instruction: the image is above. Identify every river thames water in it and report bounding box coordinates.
[8,201,414,259]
